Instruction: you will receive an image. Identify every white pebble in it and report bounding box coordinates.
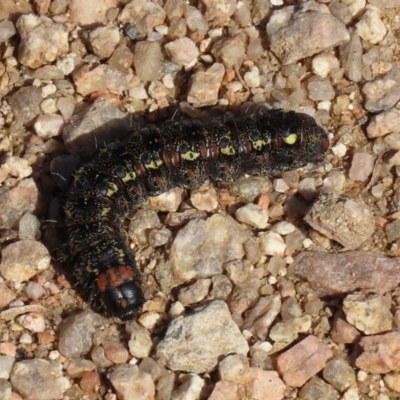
[259,231,286,256]
[235,203,269,229]
[303,238,313,249]
[244,66,260,88]
[331,142,347,158]
[17,313,46,333]
[356,7,387,44]
[40,98,58,114]
[41,83,57,98]
[271,221,296,235]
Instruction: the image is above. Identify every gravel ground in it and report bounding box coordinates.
[1,0,400,399]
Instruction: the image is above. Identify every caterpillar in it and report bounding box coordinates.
[62,108,329,320]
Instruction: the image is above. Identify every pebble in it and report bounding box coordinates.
[2,156,32,179]
[73,64,138,96]
[0,20,16,42]
[235,203,269,229]
[367,109,400,138]
[323,357,357,392]
[178,278,211,306]
[102,340,129,365]
[86,25,120,59]
[108,364,155,400]
[187,62,225,107]
[40,98,58,114]
[268,7,349,65]
[259,231,287,257]
[127,322,153,359]
[298,376,339,400]
[269,315,312,343]
[304,194,375,250]
[134,41,163,82]
[331,311,361,344]
[9,86,42,127]
[311,52,340,78]
[276,335,333,387]
[34,114,64,139]
[165,37,199,67]
[356,7,387,44]
[58,311,103,358]
[0,355,14,380]
[386,220,400,242]
[0,240,50,283]
[307,78,335,101]
[343,292,393,335]
[356,332,400,374]
[118,1,166,35]
[10,359,70,399]
[129,210,160,246]
[190,186,218,211]
[0,283,16,309]
[237,369,286,400]
[362,66,400,112]
[242,292,282,340]
[68,0,119,26]
[208,380,238,400]
[219,353,249,383]
[211,36,246,69]
[340,30,363,83]
[16,14,69,69]
[185,5,209,34]
[168,214,250,287]
[156,300,249,373]
[291,251,400,297]
[349,152,374,182]
[17,313,46,333]
[331,142,347,158]
[202,0,236,24]
[383,374,400,393]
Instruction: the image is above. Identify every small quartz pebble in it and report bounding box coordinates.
[343,292,393,335]
[172,374,205,400]
[349,152,374,182]
[356,7,387,44]
[331,142,347,158]
[235,203,269,229]
[17,313,46,333]
[311,52,340,78]
[190,186,218,212]
[108,364,155,400]
[331,311,361,344]
[276,335,333,387]
[0,20,16,42]
[34,114,64,139]
[211,36,246,69]
[323,357,357,392]
[156,300,249,373]
[299,376,339,400]
[24,281,45,300]
[259,232,286,256]
[127,322,153,359]
[134,41,163,82]
[219,354,249,383]
[187,62,225,107]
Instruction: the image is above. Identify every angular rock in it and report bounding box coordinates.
[276,335,333,387]
[269,9,349,65]
[156,300,249,373]
[68,0,119,26]
[304,194,375,250]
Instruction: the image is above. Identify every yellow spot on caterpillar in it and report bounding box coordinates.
[122,171,137,182]
[221,146,235,156]
[107,182,119,197]
[283,133,298,145]
[181,151,200,161]
[253,139,267,150]
[146,159,164,169]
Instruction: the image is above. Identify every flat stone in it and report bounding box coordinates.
[291,251,400,297]
[276,335,333,387]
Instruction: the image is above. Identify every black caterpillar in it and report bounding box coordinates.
[63,108,329,320]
